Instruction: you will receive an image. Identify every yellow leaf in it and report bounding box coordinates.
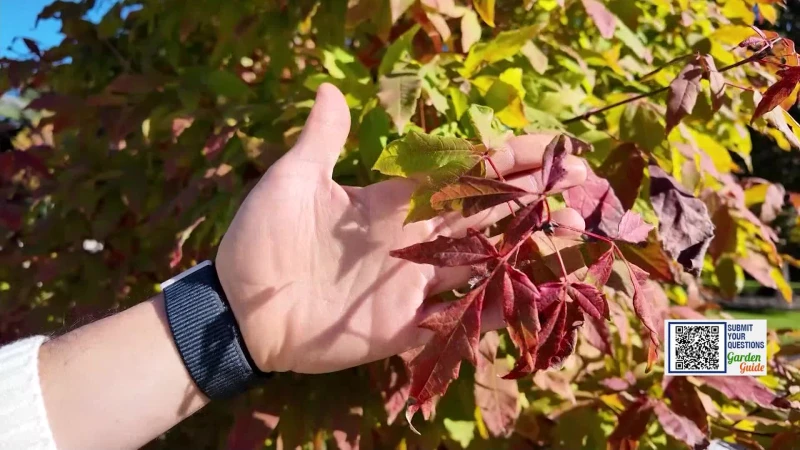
[744,184,770,207]
[766,127,792,151]
[448,86,469,119]
[783,253,800,269]
[767,339,780,360]
[471,75,495,95]
[461,25,538,77]
[602,45,625,77]
[473,0,495,27]
[484,68,528,128]
[473,406,489,439]
[666,285,688,306]
[688,130,737,173]
[710,42,737,67]
[600,394,626,412]
[460,9,481,52]
[723,0,755,23]
[721,404,747,418]
[498,67,524,97]
[495,97,527,128]
[759,4,778,23]
[780,109,800,151]
[712,25,757,46]
[770,267,793,302]
[721,122,753,162]
[758,374,781,389]
[405,186,437,224]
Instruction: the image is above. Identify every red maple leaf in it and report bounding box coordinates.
[700,376,790,409]
[431,176,531,216]
[500,200,545,253]
[615,210,654,243]
[608,396,655,450]
[625,260,660,369]
[389,228,498,266]
[540,134,570,192]
[389,133,659,432]
[563,163,625,238]
[653,401,709,448]
[752,69,800,123]
[489,264,542,379]
[567,281,608,320]
[533,283,584,371]
[581,314,612,355]
[585,247,614,287]
[664,377,709,435]
[405,287,485,432]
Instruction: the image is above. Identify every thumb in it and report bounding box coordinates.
[287,83,351,176]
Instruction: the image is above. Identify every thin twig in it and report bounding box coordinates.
[724,82,752,92]
[101,38,132,73]
[563,88,668,124]
[636,53,694,81]
[563,53,764,124]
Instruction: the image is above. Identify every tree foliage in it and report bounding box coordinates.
[2,0,800,449]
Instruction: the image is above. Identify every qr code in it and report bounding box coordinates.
[674,325,721,371]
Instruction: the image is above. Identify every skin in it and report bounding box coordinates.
[36,84,586,450]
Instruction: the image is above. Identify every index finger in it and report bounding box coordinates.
[485,133,560,178]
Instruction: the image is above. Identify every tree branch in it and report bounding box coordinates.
[563,53,764,125]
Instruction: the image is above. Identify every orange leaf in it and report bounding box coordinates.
[752,76,800,123]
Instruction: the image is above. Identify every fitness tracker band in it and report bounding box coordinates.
[161,261,270,399]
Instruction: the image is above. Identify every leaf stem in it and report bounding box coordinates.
[485,155,516,216]
[724,82,752,92]
[545,234,570,281]
[613,246,638,292]
[553,222,616,244]
[636,53,694,81]
[563,53,764,124]
[543,199,552,222]
[419,97,427,132]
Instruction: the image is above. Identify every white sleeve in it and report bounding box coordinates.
[0,336,58,450]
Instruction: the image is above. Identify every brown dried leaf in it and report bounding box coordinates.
[474,331,520,437]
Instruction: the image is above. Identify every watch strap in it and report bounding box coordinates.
[162,261,270,399]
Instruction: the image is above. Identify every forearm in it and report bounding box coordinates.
[38,294,209,450]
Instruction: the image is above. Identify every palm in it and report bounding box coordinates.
[218,168,464,373]
[216,84,585,374]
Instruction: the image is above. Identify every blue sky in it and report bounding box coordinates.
[0,0,115,57]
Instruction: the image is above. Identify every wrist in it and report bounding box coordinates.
[214,254,287,373]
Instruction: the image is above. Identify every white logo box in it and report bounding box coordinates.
[664,319,767,376]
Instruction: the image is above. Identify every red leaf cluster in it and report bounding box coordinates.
[391,135,663,431]
[737,26,800,120]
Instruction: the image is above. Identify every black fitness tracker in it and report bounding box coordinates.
[162,261,270,399]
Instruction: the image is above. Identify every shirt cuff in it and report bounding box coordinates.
[0,336,58,450]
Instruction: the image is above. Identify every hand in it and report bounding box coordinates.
[216,84,588,374]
